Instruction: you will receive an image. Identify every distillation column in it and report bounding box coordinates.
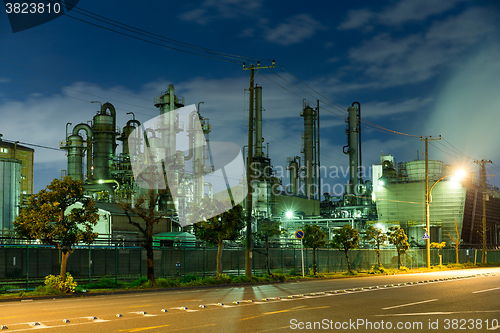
[302,105,316,199]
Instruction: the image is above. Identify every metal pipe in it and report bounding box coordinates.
[66,122,72,141]
[72,123,93,181]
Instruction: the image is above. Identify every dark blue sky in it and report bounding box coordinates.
[1,0,499,193]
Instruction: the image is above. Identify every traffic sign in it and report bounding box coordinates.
[295,230,304,239]
[422,231,430,240]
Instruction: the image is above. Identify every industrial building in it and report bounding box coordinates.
[51,82,499,250]
[0,135,34,233]
[372,155,500,247]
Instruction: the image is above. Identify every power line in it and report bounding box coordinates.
[32,0,270,64]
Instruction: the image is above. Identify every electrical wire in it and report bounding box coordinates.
[28,0,271,64]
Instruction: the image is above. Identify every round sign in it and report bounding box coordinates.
[295,230,304,239]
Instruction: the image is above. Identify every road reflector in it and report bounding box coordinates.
[62,319,70,323]
[116,314,123,317]
[198,305,206,308]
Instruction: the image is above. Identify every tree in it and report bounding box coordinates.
[447,219,462,264]
[430,241,446,266]
[302,225,327,275]
[387,226,410,269]
[330,225,359,274]
[192,198,245,277]
[13,177,98,282]
[363,225,387,266]
[117,187,169,286]
[254,218,281,275]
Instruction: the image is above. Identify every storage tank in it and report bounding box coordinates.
[0,159,21,230]
[92,103,117,181]
[406,160,443,181]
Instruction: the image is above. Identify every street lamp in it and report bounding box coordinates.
[425,169,466,268]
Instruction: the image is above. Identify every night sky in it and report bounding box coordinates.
[1,0,499,194]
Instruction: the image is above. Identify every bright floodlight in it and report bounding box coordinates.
[378,179,385,186]
[285,211,294,219]
[455,169,466,178]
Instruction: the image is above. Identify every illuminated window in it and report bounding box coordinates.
[0,148,8,153]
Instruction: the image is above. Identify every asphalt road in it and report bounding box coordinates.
[1,267,499,332]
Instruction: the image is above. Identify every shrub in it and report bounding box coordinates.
[369,264,387,274]
[34,285,63,296]
[216,274,232,284]
[44,273,77,293]
[287,268,297,276]
[156,278,179,288]
[130,277,148,288]
[181,274,198,283]
[399,266,409,272]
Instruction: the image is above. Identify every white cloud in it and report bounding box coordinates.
[378,0,468,25]
[339,0,468,30]
[264,14,327,46]
[345,7,498,87]
[338,9,375,30]
[179,0,263,24]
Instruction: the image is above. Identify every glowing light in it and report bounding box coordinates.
[285,211,294,219]
[378,179,385,186]
[98,180,104,184]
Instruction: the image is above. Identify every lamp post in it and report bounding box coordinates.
[425,169,466,268]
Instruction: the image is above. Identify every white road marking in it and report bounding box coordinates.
[472,286,500,294]
[382,299,438,310]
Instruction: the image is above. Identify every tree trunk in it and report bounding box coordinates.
[60,248,71,282]
[456,247,459,264]
[345,250,351,273]
[217,241,223,277]
[376,248,381,266]
[397,253,401,269]
[312,247,317,275]
[145,238,155,286]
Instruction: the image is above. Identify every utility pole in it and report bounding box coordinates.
[474,159,492,263]
[421,135,441,268]
[242,60,275,278]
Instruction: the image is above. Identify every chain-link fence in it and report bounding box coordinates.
[1,245,499,288]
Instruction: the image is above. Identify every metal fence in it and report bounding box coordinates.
[1,245,499,288]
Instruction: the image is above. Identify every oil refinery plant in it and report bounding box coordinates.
[1,83,498,249]
[55,83,500,248]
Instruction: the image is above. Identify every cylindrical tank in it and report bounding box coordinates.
[287,159,299,195]
[92,104,116,181]
[0,158,21,230]
[121,119,140,155]
[66,134,85,180]
[303,106,314,198]
[406,160,443,181]
[193,117,205,203]
[347,105,358,188]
